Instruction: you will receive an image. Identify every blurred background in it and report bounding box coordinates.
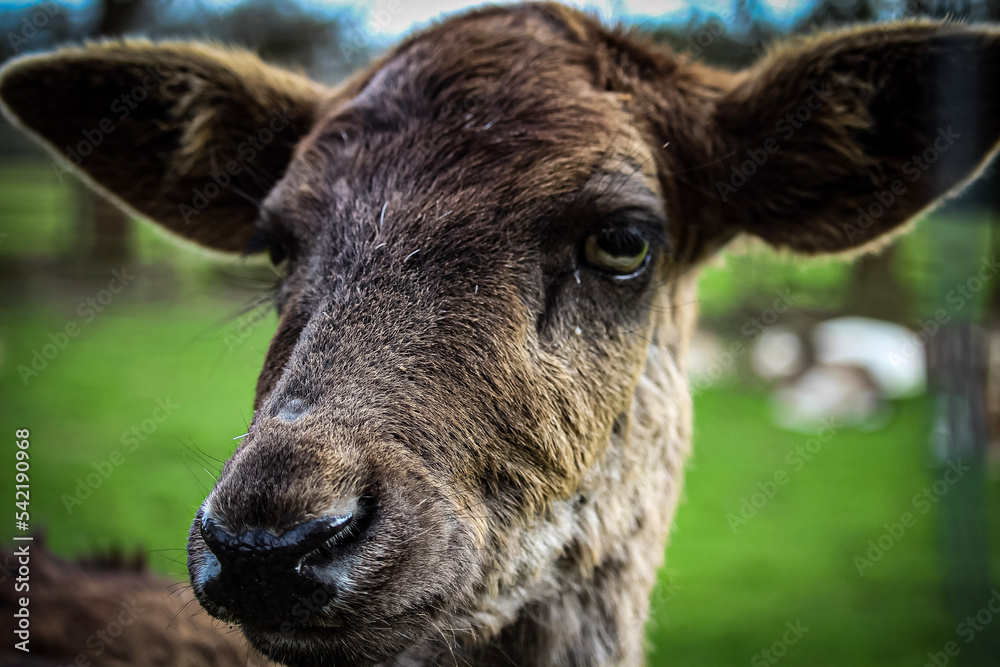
[0,0,999,665]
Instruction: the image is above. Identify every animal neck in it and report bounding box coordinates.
[458,557,650,666]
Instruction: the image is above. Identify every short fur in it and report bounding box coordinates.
[0,542,275,666]
[2,4,999,666]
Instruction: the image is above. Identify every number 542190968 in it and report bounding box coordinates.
[15,429,29,532]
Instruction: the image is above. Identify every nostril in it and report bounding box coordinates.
[282,514,356,558]
[199,512,355,571]
[199,513,236,557]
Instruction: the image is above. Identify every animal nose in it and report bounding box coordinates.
[200,512,353,568]
[196,509,361,621]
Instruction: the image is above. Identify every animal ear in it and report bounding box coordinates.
[0,41,327,252]
[710,21,1000,253]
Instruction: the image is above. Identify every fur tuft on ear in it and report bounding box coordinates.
[0,41,327,252]
[710,20,1000,254]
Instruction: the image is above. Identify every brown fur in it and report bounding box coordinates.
[2,4,999,666]
[0,542,275,666]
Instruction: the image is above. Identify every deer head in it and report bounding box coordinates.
[2,4,998,666]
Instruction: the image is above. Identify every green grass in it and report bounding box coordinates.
[0,161,74,258]
[649,391,1000,667]
[0,295,277,572]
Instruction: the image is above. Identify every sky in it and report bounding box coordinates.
[354,0,816,37]
[0,0,821,40]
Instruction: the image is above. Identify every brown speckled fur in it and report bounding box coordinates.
[2,4,999,666]
[0,542,276,666]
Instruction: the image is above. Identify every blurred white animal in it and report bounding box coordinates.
[759,317,927,432]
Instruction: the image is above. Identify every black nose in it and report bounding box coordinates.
[197,511,358,622]
[200,513,353,568]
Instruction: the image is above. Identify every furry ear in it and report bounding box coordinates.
[710,21,1000,253]
[0,41,328,252]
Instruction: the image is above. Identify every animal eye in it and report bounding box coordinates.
[267,245,290,278]
[244,227,293,278]
[583,227,650,276]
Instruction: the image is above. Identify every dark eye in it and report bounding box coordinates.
[244,227,292,277]
[266,245,290,277]
[583,227,650,276]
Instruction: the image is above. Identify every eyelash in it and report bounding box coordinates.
[244,226,293,267]
[578,216,667,278]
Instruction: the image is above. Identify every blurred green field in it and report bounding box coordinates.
[2,160,999,665]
